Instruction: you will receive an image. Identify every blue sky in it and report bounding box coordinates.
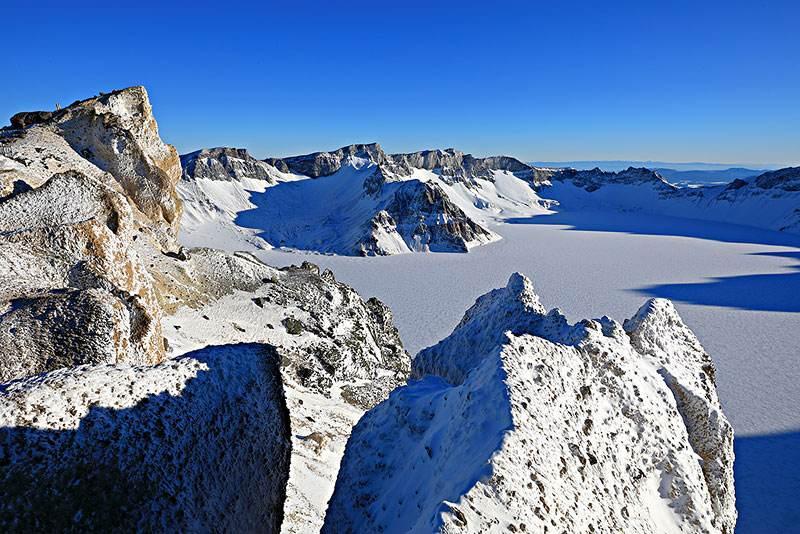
[2,0,798,165]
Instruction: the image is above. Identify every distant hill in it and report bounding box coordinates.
[531,160,776,173]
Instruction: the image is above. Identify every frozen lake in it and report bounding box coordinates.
[255,209,800,533]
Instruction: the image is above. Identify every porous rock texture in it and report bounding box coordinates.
[325,274,736,534]
[0,165,165,381]
[0,343,291,532]
[161,258,410,533]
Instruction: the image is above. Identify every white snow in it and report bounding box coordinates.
[255,213,800,437]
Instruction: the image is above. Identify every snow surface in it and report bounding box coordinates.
[254,210,800,533]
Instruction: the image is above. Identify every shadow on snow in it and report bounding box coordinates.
[509,210,800,313]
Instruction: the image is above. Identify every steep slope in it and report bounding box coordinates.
[0,88,412,533]
[325,274,736,533]
[179,143,551,255]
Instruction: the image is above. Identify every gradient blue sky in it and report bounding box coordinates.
[2,0,798,165]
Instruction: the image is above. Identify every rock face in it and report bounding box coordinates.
[53,88,182,234]
[0,343,291,532]
[325,274,736,534]
[280,143,389,178]
[160,258,410,532]
[357,180,495,255]
[0,170,165,382]
[179,143,556,255]
[181,147,276,183]
[0,89,178,381]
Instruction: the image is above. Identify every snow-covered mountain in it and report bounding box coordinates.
[541,165,800,233]
[178,144,551,255]
[0,88,410,532]
[325,273,736,534]
[179,145,800,257]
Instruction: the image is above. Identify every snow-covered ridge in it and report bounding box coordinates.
[542,165,800,234]
[178,143,553,255]
[179,142,800,257]
[326,273,736,533]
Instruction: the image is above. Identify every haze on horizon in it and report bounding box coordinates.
[2,0,798,167]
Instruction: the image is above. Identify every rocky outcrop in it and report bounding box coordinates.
[0,170,165,382]
[752,166,800,191]
[387,148,539,186]
[1,87,414,533]
[52,87,182,234]
[181,147,276,183]
[159,257,410,533]
[271,143,543,187]
[0,343,291,532]
[325,274,736,534]
[280,143,388,178]
[357,180,495,255]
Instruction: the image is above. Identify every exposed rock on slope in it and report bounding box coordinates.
[325,274,736,534]
[540,164,800,235]
[280,143,388,178]
[0,155,166,381]
[181,147,276,183]
[160,258,410,532]
[0,343,291,532]
[547,166,677,193]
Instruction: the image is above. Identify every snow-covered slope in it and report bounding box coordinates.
[325,273,736,533]
[178,144,551,255]
[180,143,800,257]
[540,166,800,234]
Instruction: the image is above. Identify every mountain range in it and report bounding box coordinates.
[179,144,800,256]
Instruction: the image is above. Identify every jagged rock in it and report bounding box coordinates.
[387,148,538,186]
[280,143,388,178]
[539,164,800,235]
[357,180,495,255]
[0,87,415,534]
[753,166,800,191]
[2,86,182,236]
[547,166,677,192]
[181,147,276,183]
[325,274,736,534]
[159,257,410,533]
[0,343,291,532]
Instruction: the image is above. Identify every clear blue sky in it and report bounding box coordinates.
[2,0,798,165]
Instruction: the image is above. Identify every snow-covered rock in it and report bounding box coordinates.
[181,147,276,183]
[0,170,166,382]
[0,87,413,533]
[158,256,410,533]
[325,274,736,534]
[0,343,291,532]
